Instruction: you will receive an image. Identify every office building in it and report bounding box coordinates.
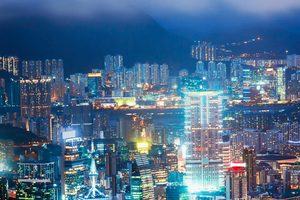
[243,147,256,192]
[87,71,102,97]
[183,90,224,193]
[225,162,248,200]
[64,137,89,199]
[131,153,155,200]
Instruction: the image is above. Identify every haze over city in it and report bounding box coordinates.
[0,1,300,200]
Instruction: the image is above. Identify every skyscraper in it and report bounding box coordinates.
[287,54,300,67]
[45,59,65,102]
[243,147,256,192]
[131,153,155,200]
[16,162,58,200]
[230,59,244,100]
[0,177,8,200]
[191,41,216,61]
[277,67,286,100]
[159,64,169,85]
[87,71,102,97]
[183,91,224,193]
[77,141,108,199]
[20,77,52,119]
[150,64,160,85]
[22,60,43,79]
[64,137,88,199]
[0,56,19,76]
[104,55,123,73]
[195,61,207,79]
[225,162,248,200]
[133,63,151,86]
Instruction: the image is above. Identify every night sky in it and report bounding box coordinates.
[0,0,300,73]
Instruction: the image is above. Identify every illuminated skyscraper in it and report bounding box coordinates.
[243,147,256,192]
[0,56,19,76]
[16,162,58,200]
[21,60,43,79]
[225,162,248,200]
[191,41,216,61]
[64,137,88,199]
[20,77,51,119]
[133,63,151,86]
[0,177,8,200]
[195,61,207,79]
[87,71,102,97]
[131,153,155,200]
[183,91,224,193]
[159,64,169,85]
[77,141,108,200]
[20,77,52,137]
[104,55,123,73]
[277,67,286,100]
[287,54,300,67]
[150,63,160,85]
[230,59,243,100]
[242,65,252,102]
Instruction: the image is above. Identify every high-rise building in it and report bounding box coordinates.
[243,147,256,192]
[242,65,252,102]
[125,68,135,90]
[230,59,243,100]
[131,153,155,200]
[20,77,51,119]
[44,59,65,102]
[191,41,216,61]
[104,55,123,73]
[16,162,59,200]
[225,162,248,200]
[183,90,224,193]
[277,67,286,100]
[87,71,102,97]
[64,137,88,199]
[111,68,125,90]
[133,63,151,86]
[287,54,300,67]
[0,177,8,200]
[286,70,300,101]
[77,141,108,199]
[150,64,160,85]
[0,56,19,76]
[195,61,207,79]
[0,74,20,107]
[159,64,169,85]
[22,60,43,79]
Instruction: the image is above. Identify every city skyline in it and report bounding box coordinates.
[1,1,300,200]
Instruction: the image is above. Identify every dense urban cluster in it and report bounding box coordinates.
[0,41,300,199]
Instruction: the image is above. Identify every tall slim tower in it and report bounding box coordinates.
[225,162,248,200]
[183,91,224,193]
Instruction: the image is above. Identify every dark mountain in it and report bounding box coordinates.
[0,13,193,75]
[164,10,300,57]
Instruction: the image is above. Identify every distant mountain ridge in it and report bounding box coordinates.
[0,13,193,75]
[1,9,300,75]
